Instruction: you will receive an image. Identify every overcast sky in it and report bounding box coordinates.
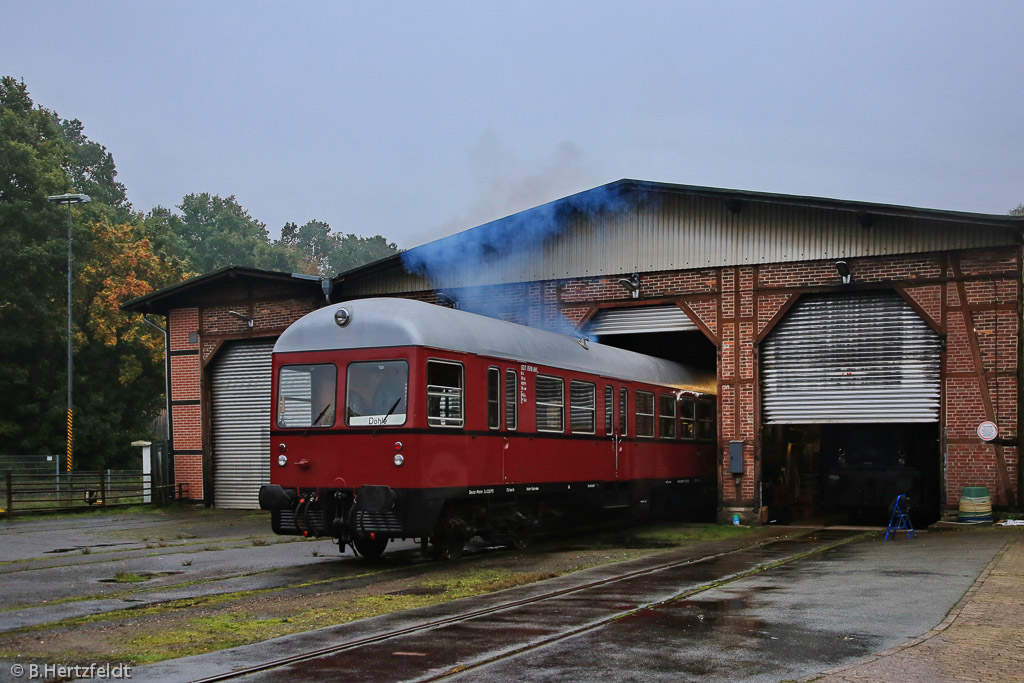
[4,1,1022,248]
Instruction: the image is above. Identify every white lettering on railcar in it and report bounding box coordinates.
[468,488,495,496]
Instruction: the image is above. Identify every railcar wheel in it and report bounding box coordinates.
[509,526,534,551]
[353,534,388,560]
[431,518,466,561]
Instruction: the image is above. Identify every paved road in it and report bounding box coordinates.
[129,529,1008,683]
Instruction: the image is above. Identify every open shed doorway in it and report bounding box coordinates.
[762,423,940,526]
[760,291,944,527]
[598,330,716,371]
[584,301,716,371]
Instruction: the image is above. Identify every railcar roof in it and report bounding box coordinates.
[275,298,716,394]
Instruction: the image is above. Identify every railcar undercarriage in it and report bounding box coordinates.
[260,478,713,560]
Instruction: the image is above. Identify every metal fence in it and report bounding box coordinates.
[1,470,182,517]
[0,454,63,476]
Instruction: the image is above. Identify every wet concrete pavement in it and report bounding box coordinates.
[0,509,417,632]
[128,529,1012,683]
[812,531,1024,682]
[451,532,1008,682]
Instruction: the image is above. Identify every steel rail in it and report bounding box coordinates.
[190,530,865,683]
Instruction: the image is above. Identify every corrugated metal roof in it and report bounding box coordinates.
[334,180,1021,297]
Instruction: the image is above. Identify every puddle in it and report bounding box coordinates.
[45,542,132,554]
[99,571,183,583]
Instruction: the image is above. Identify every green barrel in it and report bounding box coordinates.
[958,486,993,523]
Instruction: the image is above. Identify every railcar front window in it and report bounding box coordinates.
[570,380,596,434]
[346,360,408,427]
[277,364,337,428]
[636,391,654,438]
[536,375,564,432]
[659,393,676,439]
[427,360,464,428]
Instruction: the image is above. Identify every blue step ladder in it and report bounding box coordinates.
[885,494,917,541]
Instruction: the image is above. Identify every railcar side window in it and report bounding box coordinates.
[487,367,500,430]
[658,393,676,439]
[570,380,596,434]
[619,388,628,436]
[679,397,696,440]
[505,369,518,430]
[604,385,613,435]
[346,360,408,427]
[696,398,716,440]
[277,364,337,428]
[426,360,464,428]
[635,391,654,438]
[536,375,564,432]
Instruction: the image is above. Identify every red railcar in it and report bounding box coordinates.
[259,298,717,559]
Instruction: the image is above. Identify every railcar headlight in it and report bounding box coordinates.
[334,307,352,327]
[393,454,404,467]
[277,454,288,467]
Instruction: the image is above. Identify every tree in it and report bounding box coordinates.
[279,219,398,277]
[1010,203,1024,216]
[168,193,298,274]
[0,77,171,468]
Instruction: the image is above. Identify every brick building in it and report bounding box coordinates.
[123,267,326,506]
[124,180,1023,523]
[332,180,1023,523]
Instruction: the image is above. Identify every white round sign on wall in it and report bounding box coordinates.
[977,421,999,442]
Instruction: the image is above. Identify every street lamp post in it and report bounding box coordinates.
[46,193,91,473]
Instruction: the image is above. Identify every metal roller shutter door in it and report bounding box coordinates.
[585,305,698,336]
[761,292,941,424]
[211,342,274,509]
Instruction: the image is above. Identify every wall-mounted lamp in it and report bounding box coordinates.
[618,273,641,299]
[835,260,851,285]
[228,310,255,328]
[320,278,334,303]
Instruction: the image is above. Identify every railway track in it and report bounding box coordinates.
[169,529,864,683]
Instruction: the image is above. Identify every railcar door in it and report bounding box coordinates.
[612,384,628,480]
[501,367,522,482]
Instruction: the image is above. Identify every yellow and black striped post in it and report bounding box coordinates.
[66,408,73,472]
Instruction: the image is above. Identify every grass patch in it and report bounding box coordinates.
[112,571,152,584]
[574,521,757,550]
[627,522,756,545]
